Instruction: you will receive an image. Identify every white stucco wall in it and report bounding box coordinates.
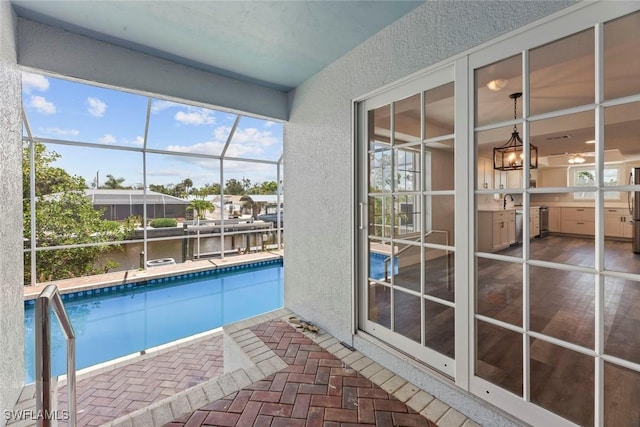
[284,1,575,424]
[285,0,575,342]
[0,1,24,424]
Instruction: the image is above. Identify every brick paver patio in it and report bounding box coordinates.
[164,320,437,427]
[10,309,478,427]
[58,333,225,427]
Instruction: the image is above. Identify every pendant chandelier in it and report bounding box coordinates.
[493,92,538,171]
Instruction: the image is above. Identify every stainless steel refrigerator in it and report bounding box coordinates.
[632,167,640,253]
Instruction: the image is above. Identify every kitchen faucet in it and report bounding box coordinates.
[503,193,514,209]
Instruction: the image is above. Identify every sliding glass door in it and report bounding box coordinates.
[471,7,640,426]
[358,67,457,377]
[356,4,640,426]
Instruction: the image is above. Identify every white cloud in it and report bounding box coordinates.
[151,101,217,125]
[230,127,278,147]
[43,127,79,137]
[22,73,50,94]
[98,134,116,144]
[146,157,276,187]
[29,96,56,115]
[166,126,279,159]
[87,97,107,117]
[122,136,145,146]
[174,108,215,125]
[150,100,182,113]
[264,121,275,128]
[166,141,224,156]
[221,160,277,181]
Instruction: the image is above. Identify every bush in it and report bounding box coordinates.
[149,218,178,228]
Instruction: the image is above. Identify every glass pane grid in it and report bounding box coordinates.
[22,72,284,285]
[363,79,455,369]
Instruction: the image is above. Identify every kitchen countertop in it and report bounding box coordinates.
[536,202,629,209]
[477,205,542,212]
[480,203,630,211]
[477,207,517,212]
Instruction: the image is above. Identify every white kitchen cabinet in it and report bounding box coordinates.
[504,170,537,190]
[506,170,523,190]
[561,207,595,236]
[478,210,516,252]
[530,207,540,238]
[537,167,567,188]
[604,208,633,238]
[548,207,562,232]
[477,157,493,189]
[494,169,506,190]
[508,215,516,244]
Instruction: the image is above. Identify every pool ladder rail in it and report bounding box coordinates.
[35,284,77,427]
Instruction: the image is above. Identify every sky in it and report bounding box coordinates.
[21,72,283,189]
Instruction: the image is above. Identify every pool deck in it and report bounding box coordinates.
[23,250,284,300]
[9,308,480,427]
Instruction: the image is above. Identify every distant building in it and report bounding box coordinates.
[240,195,284,217]
[85,189,190,220]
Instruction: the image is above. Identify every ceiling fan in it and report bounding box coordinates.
[542,151,595,166]
[566,152,595,164]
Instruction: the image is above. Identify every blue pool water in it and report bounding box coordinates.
[23,260,283,383]
[370,252,397,280]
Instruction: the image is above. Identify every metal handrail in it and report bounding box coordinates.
[35,284,76,427]
[383,230,449,281]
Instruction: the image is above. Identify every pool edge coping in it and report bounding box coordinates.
[23,252,283,301]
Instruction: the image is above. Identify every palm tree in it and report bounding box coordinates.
[182,178,193,195]
[101,174,126,189]
[188,199,214,219]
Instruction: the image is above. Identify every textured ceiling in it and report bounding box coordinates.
[11,0,424,92]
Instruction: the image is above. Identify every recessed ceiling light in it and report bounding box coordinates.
[585,139,595,144]
[486,79,508,91]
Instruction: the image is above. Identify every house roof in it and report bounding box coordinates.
[10,1,423,92]
[85,189,190,205]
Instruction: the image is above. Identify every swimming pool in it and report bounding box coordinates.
[369,252,397,280]
[23,259,283,383]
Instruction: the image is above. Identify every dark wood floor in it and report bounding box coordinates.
[369,235,640,426]
[481,235,640,426]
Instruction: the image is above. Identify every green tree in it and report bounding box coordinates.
[171,182,187,198]
[23,142,132,284]
[149,183,170,194]
[188,198,214,220]
[101,174,127,189]
[242,177,252,193]
[182,178,193,195]
[224,178,244,195]
[200,183,221,196]
[247,180,278,195]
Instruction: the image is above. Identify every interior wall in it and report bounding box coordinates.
[0,2,25,424]
[430,148,455,242]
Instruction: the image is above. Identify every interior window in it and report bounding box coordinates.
[571,165,621,199]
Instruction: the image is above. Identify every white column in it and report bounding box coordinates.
[0,2,26,425]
